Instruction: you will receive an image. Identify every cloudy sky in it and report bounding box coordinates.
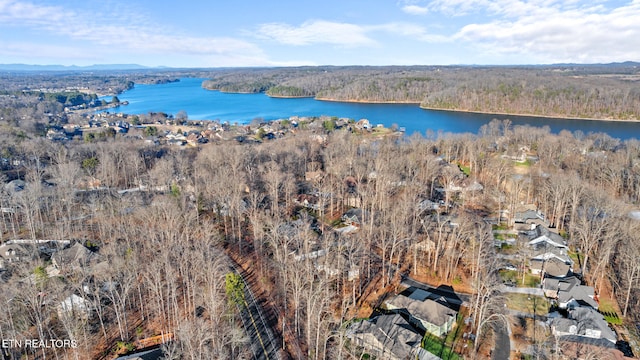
[0,0,638,67]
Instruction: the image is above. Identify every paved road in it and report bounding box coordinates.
[491,321,510,360]
[227,259,282,360]
[499,285,544,296]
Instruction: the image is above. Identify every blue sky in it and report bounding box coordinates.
[0,0,639,67]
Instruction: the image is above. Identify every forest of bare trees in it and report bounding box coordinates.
[1,112,640,358]
[1,67,640,358]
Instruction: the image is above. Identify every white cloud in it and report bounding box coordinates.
[371,23,450,42]
[427,0,491,16]
[0,0,66,25]
[256,20,376,47]
[402,5,430,14]
[453,0,640,62]
[0,40,96,61]
[0,0,267,65]
[255,19,451,47]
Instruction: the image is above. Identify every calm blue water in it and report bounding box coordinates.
[102,77,640,140]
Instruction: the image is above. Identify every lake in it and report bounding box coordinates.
[103,77,640,140]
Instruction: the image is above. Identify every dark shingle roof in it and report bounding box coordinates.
[347,314,422,360]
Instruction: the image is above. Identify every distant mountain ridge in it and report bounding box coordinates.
[1,62,638,72]
[0,63,154,71]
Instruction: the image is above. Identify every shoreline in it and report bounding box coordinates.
[315,97,421,105]
[216,88,640,122]
[419,106,640,123]
[173,82,640,123]
[266,94,315,99]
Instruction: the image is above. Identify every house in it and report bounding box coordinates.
[59,293,92,319]
[384,292,457,337]
[347,313,424,360]
[341,208,366,226]
[530,255,572,278]
[553,277,599,310]
[528,235,568,253]
[304,171,324,182]
[355,119,370,130]
[77,176,103,190]
[416,199,440,213]
[51,242,100,273]
[437,179,484,193]
[295,194,322,211]
[4,179,26,192]
[413,239,436,253]
[543,278,561,298]
[348,266,360,281]
[335,118,350,128]
[514,209,545,224]
[551,307,616,344]
[526,225,566,247]
[527,225,572,277]
[335,224,358,234]
[0,243,30,270]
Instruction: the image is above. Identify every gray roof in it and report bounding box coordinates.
[557,279,598,309]
[4,179,26,192]
[0,243,30,261]
[558,277,581,291]
[552,307,616,343]
[0,243,36,269]
[115,348,165,360]
[554,335,616,349]
[52,242,98,269]
[347,314,422,360]
[515,209,545,222]
[530,257,571,278]
[529,235,567,252]
[342,208,365,224]
[543,278,560,292]
[529,225,565,245]
[385,294,457,327]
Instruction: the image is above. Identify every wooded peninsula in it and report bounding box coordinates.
[202,63,640,121]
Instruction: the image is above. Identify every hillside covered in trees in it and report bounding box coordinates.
[202,64,640,120]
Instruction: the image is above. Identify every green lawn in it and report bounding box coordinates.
[598,298,623,325]
[457,163,471,176]
[515,158,533,167]
[422,333,462,360]
[568,250,582,268]
[505,293,548,314]
[499,270,539,288]
[499,269,518,283]
[522,273,541,288]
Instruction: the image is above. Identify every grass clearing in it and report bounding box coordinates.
[457,162,471,176]
[522,273,541,288]
[505,293,548,314]
[598,298,623,325]
[499,270,540,288]
[515,159,533,167]
[492,223,510,231]
[422,333,462,360]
